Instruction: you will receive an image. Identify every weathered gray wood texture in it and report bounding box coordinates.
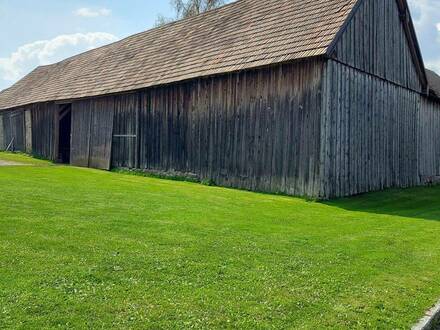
[419,98,440,178]
[25,110,32,153]
[14,111,26,151]
[321,60,422,198]
[318,0,440,198]
[31,102,57,160]
[0,114,4,150]
[112,93,139,168]
[129,60,324,197]
[0,110,25,152]
[71,101,92,167]
[71,97,114,169]
[332,0,423,92]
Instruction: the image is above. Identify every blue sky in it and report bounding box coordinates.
[0,0,439,91]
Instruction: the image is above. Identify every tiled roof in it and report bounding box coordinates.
[0,0,358,110]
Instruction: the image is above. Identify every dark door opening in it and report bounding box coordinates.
[58,105,72,164]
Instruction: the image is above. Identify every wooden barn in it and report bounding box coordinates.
[0,0,440,199]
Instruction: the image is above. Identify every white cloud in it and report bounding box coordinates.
[428,24,440,73]
[408,0,440,75]
[426,23,440,73]
[0,32,118,83]
[74,7,111,18]
[426,60,440,74]
[409,0,440,29]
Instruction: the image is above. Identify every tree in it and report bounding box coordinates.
[155,0,225,27]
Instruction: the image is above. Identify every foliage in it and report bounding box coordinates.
[1,152,440,328]
[112,167,200,183]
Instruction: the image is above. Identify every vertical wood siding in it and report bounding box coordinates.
[25,110,32,153]
[130,60,324,197]
[31,103,57,160]
[419,98,440,177]
[89,98,114,169]
[0,114,4,150]
[71,97,115,169]
[0,109,26,152]
[71,101,92,167]
[11,111,25,152]
[333,0,422,92]
[321,60,421,198]
[111,93,139,168]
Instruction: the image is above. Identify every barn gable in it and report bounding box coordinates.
[328,0,427,92]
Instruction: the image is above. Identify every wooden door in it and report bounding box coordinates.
[71,98,114,170]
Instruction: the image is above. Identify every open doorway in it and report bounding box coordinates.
[58,104,72,164]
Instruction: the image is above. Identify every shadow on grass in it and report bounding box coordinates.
[323,185,440,222]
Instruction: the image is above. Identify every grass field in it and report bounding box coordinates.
[1,152,440,329]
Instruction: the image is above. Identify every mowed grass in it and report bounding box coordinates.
[1,153,440,329]
[0,152,53,166]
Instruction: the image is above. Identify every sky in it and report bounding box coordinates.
[0,0,439,91]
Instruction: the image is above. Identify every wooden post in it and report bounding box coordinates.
[135,92,141,169]
[25,110,32,154]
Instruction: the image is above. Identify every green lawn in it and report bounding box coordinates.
[1,152,440,329]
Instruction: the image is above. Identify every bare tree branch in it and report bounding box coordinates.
[156,0,225,27]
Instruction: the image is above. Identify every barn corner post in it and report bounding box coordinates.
[135,91,141,169]
[53,105,60,162]
[24,109,32,154]
[317,59,333,200]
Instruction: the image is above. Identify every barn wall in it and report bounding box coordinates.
[25,110,32,153]
[419,98,440,179]
[111,59,326,197]
[321,60,421,198]
[0,114,4,150]
[0,109,26,152]
[71,97,114,169]
[12,111,26,152]
[0,111,6,151]
[71,100,91,167]
[332,0,422,92]
[31,102,57,160]
[111,93,139,168]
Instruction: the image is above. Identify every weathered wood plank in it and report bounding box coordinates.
[25,110,32,154]
[111,93,138,168]
[71,100,92,167]
[333,0,423,93]
[126,59,325,197]
[0,114,4,150]
[323,60,424,198]
[71,97,114,170]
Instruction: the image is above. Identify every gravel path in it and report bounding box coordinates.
[0,160,26,166]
